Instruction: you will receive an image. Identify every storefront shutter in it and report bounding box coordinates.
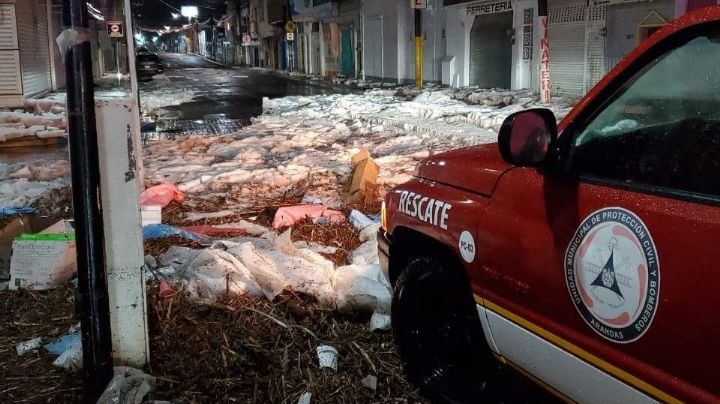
[16,0,51,98]
[469,12,513,89]
[548,4,585,97]
[0,3,22,102]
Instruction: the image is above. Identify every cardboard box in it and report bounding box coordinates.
[343,149,380,204]
[0,216,57,280]
[40,219,74,234]
[9,232,76,290]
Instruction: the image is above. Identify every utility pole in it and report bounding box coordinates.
[414,8,423,89]
[538,0,551,103]
[62,0,114,402]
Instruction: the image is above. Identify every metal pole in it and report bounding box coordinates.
[361,6,365,81]
[538,0,551,103]
[62,1,113,402]
[414,8,423,89]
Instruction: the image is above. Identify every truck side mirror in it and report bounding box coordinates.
[498,108,558,167]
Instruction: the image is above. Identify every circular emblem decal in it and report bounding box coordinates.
[459,230,475,263]
[565,207,660,343]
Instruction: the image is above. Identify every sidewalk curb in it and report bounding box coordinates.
[274,71,362,94]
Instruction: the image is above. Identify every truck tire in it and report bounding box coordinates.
[392,256,493,404]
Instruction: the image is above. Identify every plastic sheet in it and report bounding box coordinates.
[139,183,184,208]
[52,334,82,370]
[44,332,80,355]
[334,264,391,314]
[348,210,376,231]
[349,239,380,266]
[0,207,35,216]
[272,205,344,229]
[98,367,156,404]
[142,224,210,242]
[166,230,336,306]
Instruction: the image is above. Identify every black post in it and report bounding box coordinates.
[63,1,114,402]
[414,8,423,88]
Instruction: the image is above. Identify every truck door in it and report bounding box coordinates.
[477,23,720,402]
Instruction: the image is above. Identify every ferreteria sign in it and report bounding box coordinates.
[466,1,512,15]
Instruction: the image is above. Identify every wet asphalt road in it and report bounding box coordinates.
[141,53,354,136]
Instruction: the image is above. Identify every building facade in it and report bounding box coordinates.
[440,0,696,98]
[0,0,116,107]
[0,0,54,106]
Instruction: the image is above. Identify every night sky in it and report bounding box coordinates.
[134,0,227,29]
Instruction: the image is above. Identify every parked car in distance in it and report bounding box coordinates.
[136,52,163,80]
[379,7,720,404]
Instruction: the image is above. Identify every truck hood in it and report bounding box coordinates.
[415,143,512,196]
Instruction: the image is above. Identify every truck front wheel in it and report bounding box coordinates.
[392,256,493,403]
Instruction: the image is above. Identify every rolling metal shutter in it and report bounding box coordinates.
[17,0,51,98]
[0,3,22,100]
[364,17,382,78]
[48,2,65,89]
[548,5,585,97]
[586,6,606,91]
[469,12,513,89]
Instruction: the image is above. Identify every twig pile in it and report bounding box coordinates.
[0,287,81,403]
[291,220,362,267]
[147,285,426,403]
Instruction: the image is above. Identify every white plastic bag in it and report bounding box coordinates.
[52,334,82,370]
[334,264,392,314]
[97,366,156,404]
[177,230,336,306]
[349,240,380,266]
[183,247,265,301]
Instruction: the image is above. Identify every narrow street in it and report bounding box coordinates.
[141,53,355,136]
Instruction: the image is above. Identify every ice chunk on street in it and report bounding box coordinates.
[144,88,572,210]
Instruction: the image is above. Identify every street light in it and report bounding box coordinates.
[171,12,180,19]
[181,6,198,18]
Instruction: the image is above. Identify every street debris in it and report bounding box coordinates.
[98,366,156,404]
[343,149,380,204]
[316,344,339,371]
[141,204,162,226]
[361,375,378,391]
[297,391,312,404]
[142,223,211,242]
[44,324,81,355]
[0,287,82,402]
[348,209,378,231]
[0,215,58,279]
[8,228,76,291]
[15,337,43,356]
[272,204,345,228]
[334,264,391,314]
[143,87,571,215]
[180,224,248,237]
[162,230,338,306]
[51,330,82,370]
[140,183,184,208]
[369,312,392,332]
[0,82,573,403]
[0,103,67,145]
[0,271,425,403]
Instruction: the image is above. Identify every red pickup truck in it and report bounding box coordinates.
[378,8,720,404]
